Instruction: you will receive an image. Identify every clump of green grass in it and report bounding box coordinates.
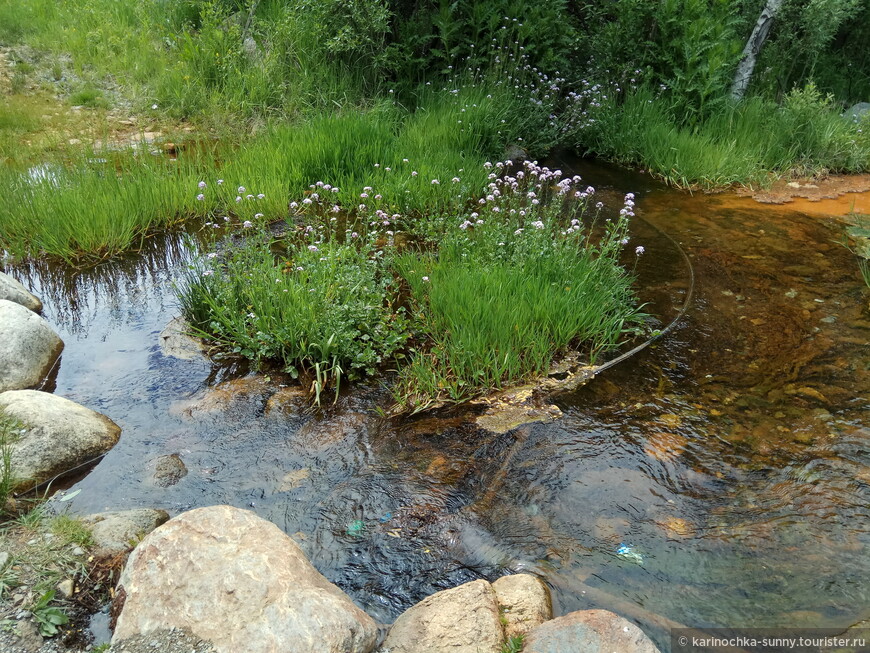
[570,82,870,188]
[180,159,646,408]
[0,101,40,134]
[0,16,573,264]
[68,86,107,109]
[845,213,870,288]
[0,98,43,162]
[0,409,24,515]
[501,634,524,653]
[180,228,410,403]
[0,148,215,264]
[0,84,530,263]
[394,161,645,409]
[49,514,93,548]
[214,89,514,222]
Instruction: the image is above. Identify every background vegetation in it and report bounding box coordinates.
[0,0,868,399]
[0,0,867,190]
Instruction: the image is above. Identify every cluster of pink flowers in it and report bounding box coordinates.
[440,160,643,260]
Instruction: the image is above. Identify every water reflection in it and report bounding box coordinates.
[7,233,195,338]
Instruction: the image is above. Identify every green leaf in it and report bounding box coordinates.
[59,489,81,502]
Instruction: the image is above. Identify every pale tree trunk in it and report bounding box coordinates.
[730,0,784,100]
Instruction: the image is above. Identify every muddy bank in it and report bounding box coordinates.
[733,173,870,215]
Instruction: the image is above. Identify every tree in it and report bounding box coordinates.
[730,0,784,100]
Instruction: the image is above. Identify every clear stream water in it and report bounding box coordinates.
[5,159,869,650]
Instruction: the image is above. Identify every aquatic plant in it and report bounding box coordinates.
[394,160,645,409]
[180,160,646,407]
[0,149,212,264]
[844,213,870,289]
[179,182,411,402]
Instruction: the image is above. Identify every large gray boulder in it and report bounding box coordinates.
[523,609,661,653]
[844,102,870,123]
[492,574,552,639]
[112,506,378,653]
[0,299,63,392]
[379,579,504,653]
[82,509,170,557]
[0,272,42,312]
[0,390,120,492]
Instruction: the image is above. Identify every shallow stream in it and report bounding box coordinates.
[6,160,869,650]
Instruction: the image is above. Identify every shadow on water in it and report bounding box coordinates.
[3,158,869,649]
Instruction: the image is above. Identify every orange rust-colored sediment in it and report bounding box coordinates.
[732,174,870,216]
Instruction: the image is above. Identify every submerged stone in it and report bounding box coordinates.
[277,467,311,492]
[643,431,688,463]
[655,516,696,539]
[159,316,207,361]
[170,375,274,419]
[153,454,188,488]
[474,386,562,434]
